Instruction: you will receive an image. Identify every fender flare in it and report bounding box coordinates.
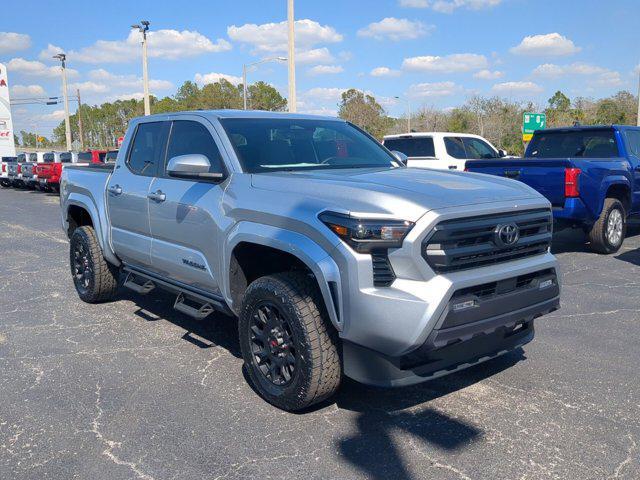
[223,222,343,331]
[598,176,631,216]
[65,193,120,267]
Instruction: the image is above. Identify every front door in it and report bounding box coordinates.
[147,118,229,295]
[107,120,169,267]
[624,129,640,214]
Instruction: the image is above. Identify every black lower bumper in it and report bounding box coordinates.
[343,270,560,387]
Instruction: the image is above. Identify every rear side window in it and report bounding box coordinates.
[462,138,498,159]
[625,130,640,157]
[444,137,466,159]
[127,122,168,176]
[28,153,37,162]
[383,137,435,157]
[43,153,54,162]
[78,152,92,162]
[528,130,618,158]
[165,120,224,174]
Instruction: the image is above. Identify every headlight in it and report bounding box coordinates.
[319,212,414,253]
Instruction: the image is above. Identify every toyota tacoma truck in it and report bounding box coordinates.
[60,111,560,411]
[467,125,640,253]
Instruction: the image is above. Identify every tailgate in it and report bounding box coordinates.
[466,158,573,206]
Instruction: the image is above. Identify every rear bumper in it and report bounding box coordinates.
[552,197,595,227]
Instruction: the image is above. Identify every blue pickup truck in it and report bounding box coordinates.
[466,125,640,253]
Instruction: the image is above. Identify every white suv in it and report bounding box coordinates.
[383,132,507,171]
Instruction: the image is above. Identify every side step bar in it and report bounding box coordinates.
[122,266,233,319]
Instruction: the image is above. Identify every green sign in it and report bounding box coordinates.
[522,112,546,141]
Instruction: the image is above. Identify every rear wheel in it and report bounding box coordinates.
[588,198,626,254]
[69,226,119,303]
[239,272,341,411]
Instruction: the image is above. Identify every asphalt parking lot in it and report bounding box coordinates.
[1,186,639,480]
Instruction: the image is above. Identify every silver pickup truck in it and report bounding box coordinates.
[60,110,560,411]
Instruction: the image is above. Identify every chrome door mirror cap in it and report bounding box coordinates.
[166,154,224,180]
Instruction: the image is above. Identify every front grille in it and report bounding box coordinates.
[452,268,555,302]
[423,208,552,274]
[371,252,395,287]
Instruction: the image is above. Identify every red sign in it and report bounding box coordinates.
[0,79,6,87]
[117,136,124,147]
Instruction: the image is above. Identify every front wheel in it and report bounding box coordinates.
[69,226,119,303]
[238,272,341,411]
[588,198,626,254]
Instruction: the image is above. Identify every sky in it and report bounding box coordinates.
[1,0,639,138]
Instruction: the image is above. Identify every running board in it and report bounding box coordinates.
[121,265,233,317]
[174,293,215,320]
[123,272,156,294]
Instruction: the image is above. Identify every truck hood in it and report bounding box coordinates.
[251,167,541,222]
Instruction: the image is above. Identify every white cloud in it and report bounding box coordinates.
[399,0,502,13]
[510,33,580,57]
[473,69,504,80]
[307,65,344,76]
[492,81,543,94]
[7,58,79,78]
[302,87,347,103]
[10,84,46,97]
[38,110,66,121]
[402,53,488,73]
[0,32,31,53]
[357,18,433,41]
[68,81,110,94]
[38,44,65,62]
[67,29,231,64]
[194,72,243,86]
[108,92,146,102]
[533,62,624,88]
[87,69,173,91]
[228,19,342,53]
[371,66,401,77]
[407,81,460,98]
[296,47,336,65]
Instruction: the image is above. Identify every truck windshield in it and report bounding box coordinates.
[220,118,400,173]
[528,129,619,158]
[383,137,435,157]
[60,153,72,163]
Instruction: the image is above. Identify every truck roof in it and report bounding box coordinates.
[137,109,343,122]
[539,124,640,133]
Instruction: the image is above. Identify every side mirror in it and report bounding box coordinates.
[498,149,508,158]
[166,154,224,180]
[391,150,408,164]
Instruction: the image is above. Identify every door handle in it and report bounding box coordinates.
[148,190,166,203]
[108,184,122,196]
[448,165,458,170]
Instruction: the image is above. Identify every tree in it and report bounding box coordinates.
[20,130,51,148]
[247,81,287,111]
[548,91,571,112]
[200,79,242,109]
[13,134,19,146]
[338,89,392,139]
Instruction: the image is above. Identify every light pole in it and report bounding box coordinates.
[132,20,151,115]
[394,96,411,133]
[53,53,72,150]
[242,57,287,110]
[637,66,640,126]
[287,0,296,112]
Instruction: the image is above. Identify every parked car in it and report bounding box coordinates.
[0,155,16,187]
[61,111,560,411]
[77,150,107,165]
[9,152,30,187]
[21,152,46,189]
[383,132,508,171]
[466,125,640,254]
[104,150,118,163]
[35,151,77,192]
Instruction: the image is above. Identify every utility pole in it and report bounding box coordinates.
[242,64,248,110]
[132,21,151,115]
[395,96,411,133]
[637,67,640,126]
[77,89,84,150]
[287,0,296,112]
[53,53,72,150]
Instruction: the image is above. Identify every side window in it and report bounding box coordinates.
[625,130,640,157]
[463,138,498,159]
[127,121,167,176]
[444,137,466,159]
[165,120,224,174]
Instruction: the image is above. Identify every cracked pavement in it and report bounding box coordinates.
[1,187,640,479]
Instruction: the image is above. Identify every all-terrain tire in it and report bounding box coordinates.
[239,272,341,411]
[69,226,119,303]
[588,198,626,254]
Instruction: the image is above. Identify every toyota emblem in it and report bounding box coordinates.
[495,223,520,247]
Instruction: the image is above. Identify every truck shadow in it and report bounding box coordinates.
[551,224,640,255]
[329,351,524,480]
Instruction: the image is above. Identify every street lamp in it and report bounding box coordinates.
[394,96,411,133]
[53,53,72,150]
[132,20,151,116]
[242,57,287,110]
[287,0,296,112]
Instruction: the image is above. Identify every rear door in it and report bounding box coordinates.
[623,129,640,212]
[147,117,228,294]
[107,120,169,267]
